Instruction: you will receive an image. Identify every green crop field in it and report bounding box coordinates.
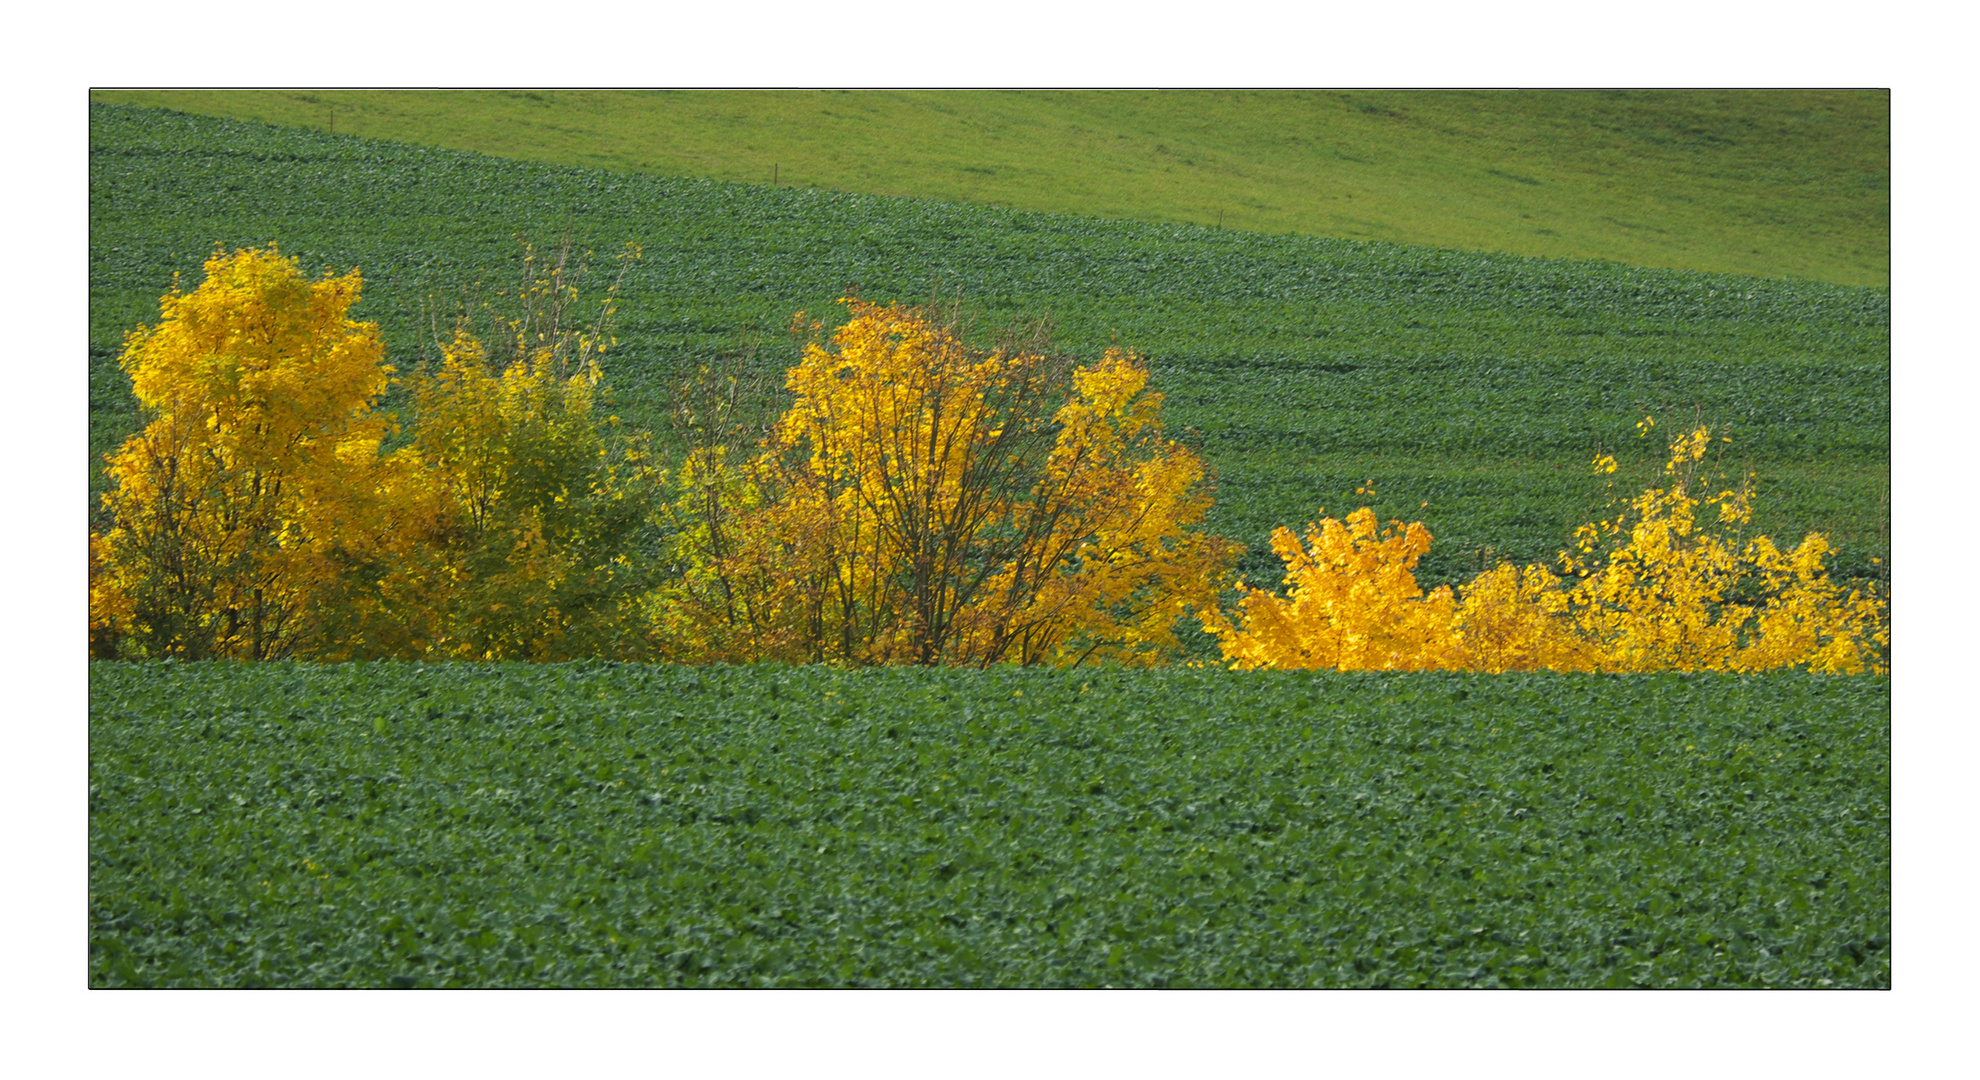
[87,98,1891,988]
[89,662,1890,988]
[87,89,1890,288]
[87,102,1890,594]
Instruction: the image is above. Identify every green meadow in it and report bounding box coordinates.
[88,89,1889,288]
[88,95,1889,987]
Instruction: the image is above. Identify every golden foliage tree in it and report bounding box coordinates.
[652,298,1239,666]
[390,236,658,660]
[89,246,414,659]
[90,240,659,662]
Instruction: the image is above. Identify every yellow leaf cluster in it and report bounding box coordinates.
[1208,423,1888,674]
[90,246,659,662]
[1203,509,1463,671]
[89,246,408,659]
[648,299,1239,666]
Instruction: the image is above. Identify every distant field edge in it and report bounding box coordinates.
[86,89,1891,289]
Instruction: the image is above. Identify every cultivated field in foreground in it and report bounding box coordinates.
[88,104,1890,592]
[89,662,1890,988]
[87,88,1890,288]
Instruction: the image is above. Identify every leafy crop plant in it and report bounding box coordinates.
[89,662,1892,988]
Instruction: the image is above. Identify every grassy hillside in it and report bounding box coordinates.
[90,661,1891,988]
[87,103,1890,593]
[86,89,1889,288]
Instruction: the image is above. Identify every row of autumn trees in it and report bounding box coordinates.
[88,247,1888,672]
[88,246,1233,665]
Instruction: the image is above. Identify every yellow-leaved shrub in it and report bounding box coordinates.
[397,326,659,661]
[1549,425,1887,673]
[1207,422,1888,674]
[1201,509,1463,671]
[407,237,659,661]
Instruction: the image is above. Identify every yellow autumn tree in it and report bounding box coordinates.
[651,298,1239,666]
[89,246,419,659]
[91,239,661,662]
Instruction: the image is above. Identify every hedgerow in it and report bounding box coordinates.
[90,249,1882,673]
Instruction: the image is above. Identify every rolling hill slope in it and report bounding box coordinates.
[88,102,1890,591]
[88,89,1890,288]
